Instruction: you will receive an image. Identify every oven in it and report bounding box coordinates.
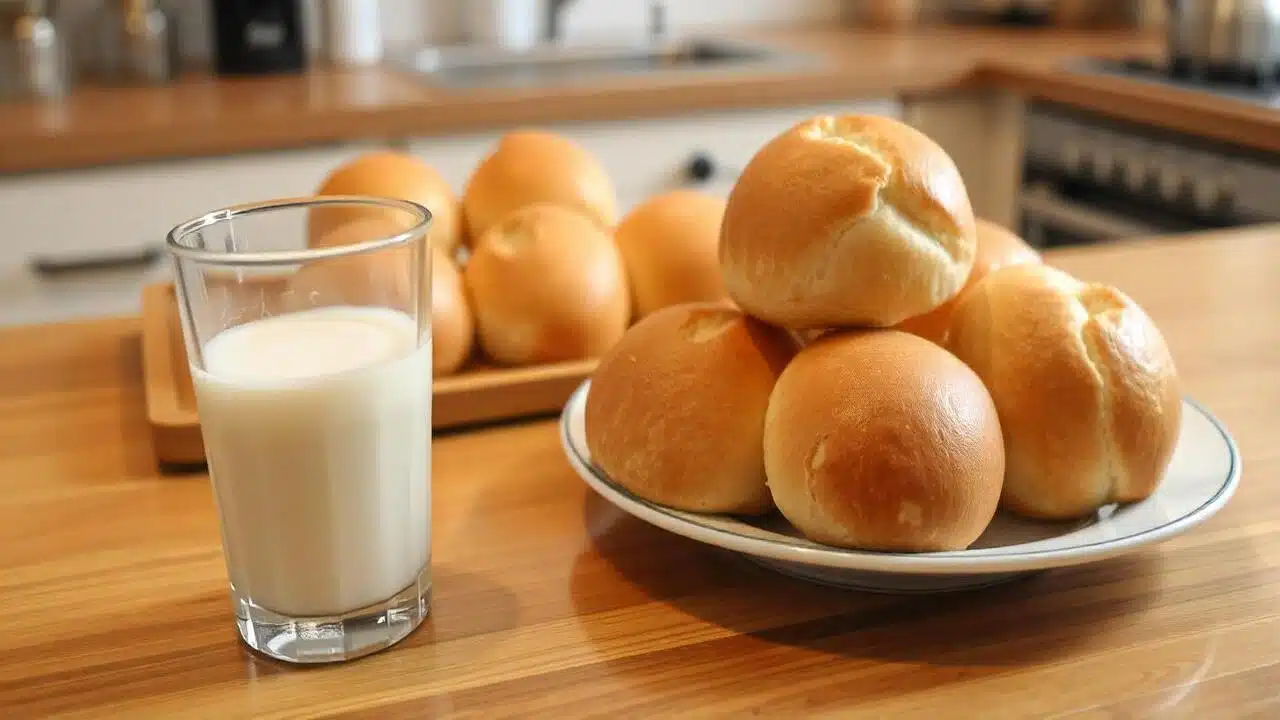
[1018,101,1280,249]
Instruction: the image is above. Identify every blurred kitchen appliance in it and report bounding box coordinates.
[321,0,382,67]
[0,0,68,100]
[947,0,1057,25]
[92,0,178,85]
[210,0,306,76]
[1165,0,1280,83]
[1063,1,1279,125]
[1018,100,1280,248]
[465,0,543,49]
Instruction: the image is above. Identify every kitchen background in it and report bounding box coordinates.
[1,0,1274,331]
[40,0,1164,70]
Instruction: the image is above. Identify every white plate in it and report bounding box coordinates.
[560,380,1241,594]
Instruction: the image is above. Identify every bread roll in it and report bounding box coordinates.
[947,263,1182,520]
[463,130,617,242]
[765,330,1004,551]
[431,246,474,376]
[719,114,978,329]
[286,232,473,376]
[614,190,729,318]
[465,203,629,365]
[287,219,416,312]
[897,218,1042,345]
[585,303,798,515]
[310,151,463,255]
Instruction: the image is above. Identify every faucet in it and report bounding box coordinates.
[544,0,576,44]
[544,0,669,44]
[648,0,668,43]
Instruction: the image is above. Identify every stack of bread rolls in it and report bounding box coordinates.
[299,133,731,377]
[585,113,1183,553]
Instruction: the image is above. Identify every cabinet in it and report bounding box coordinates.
[405,99,903,215]
[0,98,906,328]
[902,90,1025,228]
[0,143,380,327]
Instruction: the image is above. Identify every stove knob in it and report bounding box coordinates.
[1159,164,1183,202]
[685,152,717,184]
[1217,173,1237,210]
[1062,141,1082,174]
[1123,155,1147,192]
[1093,147,1114,182]
[1192,177,1220,213]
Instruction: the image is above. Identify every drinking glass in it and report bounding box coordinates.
[166,196,433,664]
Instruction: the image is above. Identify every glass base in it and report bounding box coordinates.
[232,567,430,664]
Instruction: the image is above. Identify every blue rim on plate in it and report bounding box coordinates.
[560,379,1241,576]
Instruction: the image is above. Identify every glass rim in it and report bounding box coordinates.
[165,195,433,268]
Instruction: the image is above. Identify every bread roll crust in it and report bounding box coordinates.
[585,303,798,515]
[463,130,617,243]
[288,218,416,312]
[465,203,629,366]
[311,151,462,255]
[430,247,474,376]
[719,114,978,329]
[764,330,1004,551]
[896,218,1041,345]
[614,190,729,318]
[947,263,1182,519]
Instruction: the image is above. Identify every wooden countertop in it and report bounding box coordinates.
[1,225,1277,717]
[4,27,1240,176]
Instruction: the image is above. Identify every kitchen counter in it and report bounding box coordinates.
[0,225,1277,717]
[0,27,1208,176]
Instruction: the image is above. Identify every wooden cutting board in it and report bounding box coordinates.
[139,283,596,466]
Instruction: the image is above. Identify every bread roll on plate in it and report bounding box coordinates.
[947,263,1182,520]
[463,130,617,242]
[720,114,978,329]
[287,218,416,312]
[310,151,463,255]
[765,330,1004,551]
[896,218,1041,345]
[586,303,798,515]
[465,203,629,366]
[614,190,729,318]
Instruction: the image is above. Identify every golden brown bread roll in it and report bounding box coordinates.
[310,151,463,255]
[430,246,474,376]
[585,303,799,515]
[896,218,1041,345]
[764,330,1005,551]
[613,190,729,318]
[287,219,416,313]
[947,263,1182,520]
[719,114,978,329]
[462,130,617,242]
[464,203,630,366]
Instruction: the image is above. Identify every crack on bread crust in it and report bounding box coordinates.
[802,115,966,268]
[679,309,736,344]
[878,201,957,302]
[1076,288,1124,506]
[804,116,893,172]
[1077,283,1127,317]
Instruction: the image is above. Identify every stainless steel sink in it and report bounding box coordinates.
[392,37,820,90]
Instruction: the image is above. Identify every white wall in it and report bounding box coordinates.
[58,1,852,70]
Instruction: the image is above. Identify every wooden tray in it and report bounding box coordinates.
[140,283,596,466]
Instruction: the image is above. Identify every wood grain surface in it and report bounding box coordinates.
[0,29,1170,175]
[0,225,1277,718]
[139,282,596,465]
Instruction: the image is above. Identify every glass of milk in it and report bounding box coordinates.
[166,196,434,664]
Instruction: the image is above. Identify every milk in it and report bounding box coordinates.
[191,306,431,618]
